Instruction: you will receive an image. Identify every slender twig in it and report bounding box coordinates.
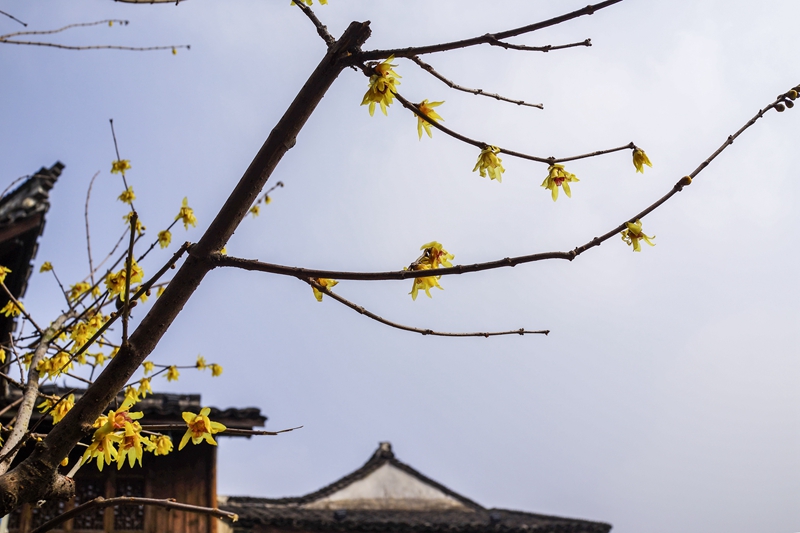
[0,10,26,27]
[0,397,22,419]
[392,89,634,164]
[486,36,592,53]
[30,497,238,533]
[89,229,128,279]
[84,171,100,286]
[408,56,543,109]
[46,267,73,311]
[109,119,130,194]
[0,41,190,52]
[215,94,792,284]
[293,1,335,47]
[140,424,301,437]
[358,0,624,60]
[63,373,93,386]
[306,279,548,338]
[1,20,128,39]
[122,212,137,344]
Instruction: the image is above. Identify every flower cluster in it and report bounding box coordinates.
[405,241,454,300]
[361,56,401,116]
[82,396,157,471]
[620,219,655,252]
[110,159,131,175]
[473,146,505,182]
[105,259,145,299]
[541,164,579,201]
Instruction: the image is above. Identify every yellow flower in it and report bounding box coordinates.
[210,364,223,377]
[68,281,91,301]
[143,361,155,375]
[416,100,444,139]
[405,242,454,300]
[38,394,75,424]
[118,186,136,204]
[171,47,177,55]
[93,352,107,367]
[195,355,207,370]
[473,146,505,182]
[166,365,180,382]
[249,205,260,218]
[105,259,144,297]
[157,230,172,249]
[361,55,401,116]
[632,148,652,173]
[0,265,11,283]
[123,211,145,235]
[175,197,197,230]
[541,164,579,201]
[291,0,328,5]
[156,286,165,298]
[111,159,131,174]
[138,377,152,398]
[264,195,272,205]
[179,407,227,450]
[116,421,154,469]
[0,348,5,364]
[620,219,656,252]
[312,278,338,302]
[1,300,23,318]
[39,262,52,273]
[219,247,227,255]
[82,422,122,472]
[151,434,173,456]
[124,386,139,405]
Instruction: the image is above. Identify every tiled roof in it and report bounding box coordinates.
[221,443,612,533]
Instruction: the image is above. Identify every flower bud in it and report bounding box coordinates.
[785,100,794,109]
[788,90,798,100]
[775,103,786,112]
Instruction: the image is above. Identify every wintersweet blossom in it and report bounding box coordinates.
[138,378,152,398]
[473,146,505,182]
[361,55,401,116]
[166,365,180,382]
[541,164,579,201]
[123,211,145,235]
[175,197,197,230]
[0,266,10,283]
[37,394,75,424]
[116,421,154,469]
[143,361,155,375]
[39,262,52,273]
[195,355,207,370]
[312,278,339,302]
[1,301,23,318]
[110,160,131,175]
[151,434,173,456]
[179,407,227,450]
[118,187,136,204]
[158,230,172,249]
[416,100,444,139]
[210,364,223,377]
[632,148,653,173]
[405,241,454,300]
[620,219,655,252]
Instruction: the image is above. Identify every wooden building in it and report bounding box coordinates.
[220,442,612,533]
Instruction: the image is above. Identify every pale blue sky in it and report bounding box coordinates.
[2,2,799,532]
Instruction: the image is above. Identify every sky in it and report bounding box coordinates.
[2,1,799,532]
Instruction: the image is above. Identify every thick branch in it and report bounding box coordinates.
[30,496,236,533]
[0,20,374,516]
[306,279,548,337]
[358,0,623,60]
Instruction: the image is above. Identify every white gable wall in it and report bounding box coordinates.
[302,463,471,511]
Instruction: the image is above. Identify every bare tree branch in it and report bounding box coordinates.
[30,496,237,533]
[408,56,543,109]
[140,424,302,436]
[357,0,623,60]
[391,89,634,164]
[0,9,26,27]
[84,171,100,286]
[215,92,793,283]
[305,279,548,338]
